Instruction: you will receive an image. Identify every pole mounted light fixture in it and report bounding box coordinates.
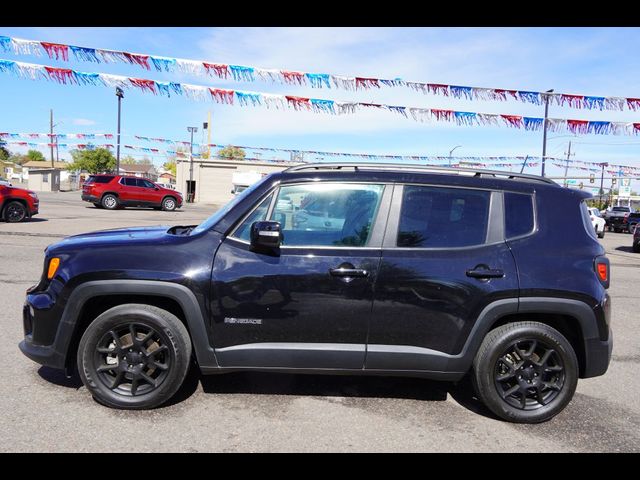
[115,87,124,175]
[448,145,462,167]
[187,126,198,203]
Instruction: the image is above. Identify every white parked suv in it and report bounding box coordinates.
[589,207,606,238]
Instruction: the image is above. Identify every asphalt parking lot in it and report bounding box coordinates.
[1,190,639,452]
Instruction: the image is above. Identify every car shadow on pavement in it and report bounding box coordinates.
[615,246,635,253]
[26,218,48,223]
[37,366,83,389]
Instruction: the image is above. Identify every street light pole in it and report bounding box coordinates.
[599,162,608,206]
[541,89,554,177]
[115,87,124,175]
[449,145,462,167]
[187,126,198,202]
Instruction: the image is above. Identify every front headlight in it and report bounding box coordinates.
[29,192,38,199]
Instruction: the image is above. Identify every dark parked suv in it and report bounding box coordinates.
[19,164,612,423]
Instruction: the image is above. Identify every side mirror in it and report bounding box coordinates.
[155,187,160,191]
[250,221,282,251]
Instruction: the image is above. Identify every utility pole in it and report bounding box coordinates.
[563,141,574,187]
[115,87,124,175]
[207,111,212,157]
[187,126,198,202]
[541,89,554,177]
[598,162,608,206]
[50,109,55,168]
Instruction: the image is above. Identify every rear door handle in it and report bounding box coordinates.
[329,267,369,278]
[466,268,504,279]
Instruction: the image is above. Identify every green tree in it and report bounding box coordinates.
[218,145,246,160]
[120,155,137,165]
[0,144,10,161]
[68,148,116,174]
[163,160,176,176]
[26,149,46,162]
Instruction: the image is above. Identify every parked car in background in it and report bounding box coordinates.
[633,224,640,252]
[20,164,612,424]
[0,184,39,222]
[81,174,183,211]
[588,207,606,238]
[626,212,640,234]
[604,206,635,232]
[0,177,13,187]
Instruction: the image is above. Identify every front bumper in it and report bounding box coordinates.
[19,301,66,369]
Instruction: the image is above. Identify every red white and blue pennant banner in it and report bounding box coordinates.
[1,35,638,112]
[2,59,640,136]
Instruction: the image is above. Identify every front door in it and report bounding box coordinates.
[366,184,519,372]
[210,182,390,369]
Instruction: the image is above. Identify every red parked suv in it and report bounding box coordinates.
[0,184,39,222]
[81,175,183,211]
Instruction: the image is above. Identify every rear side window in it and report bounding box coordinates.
[87,175,114,184]
[397,186,490,248]
[504,192,535,239]
[122,177,137,186]
[580,201,598,240]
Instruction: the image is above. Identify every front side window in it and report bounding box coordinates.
[270,183,384,247]
[397,185,490,248]
[138,179,155,188]
[231,194,273,242]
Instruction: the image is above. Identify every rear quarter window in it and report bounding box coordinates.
[504,192,535,239]
[89,175,115,184]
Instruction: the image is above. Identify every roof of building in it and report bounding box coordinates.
[23,161,69,169]
[119,164,156,173]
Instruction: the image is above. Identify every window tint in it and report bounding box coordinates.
[123,177,137,186]
[397,186,490,248]
[580,201,598,240]
[86,175,114,184]
[505,192,535,239]
[270,183,384,247]
[232,194,273,242]
[138,179,155,188]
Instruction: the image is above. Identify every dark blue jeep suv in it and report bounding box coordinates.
[19,163,612,423]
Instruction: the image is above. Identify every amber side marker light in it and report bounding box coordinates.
[47,258,60,280]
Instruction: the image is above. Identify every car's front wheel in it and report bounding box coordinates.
[4,201,27,223]
[161,196,177,212]
[472,321,578,423]
[77,304,192,409]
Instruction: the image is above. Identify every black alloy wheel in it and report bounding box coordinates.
[93,323,171,397]
[5,201,27,223]
[77,304,191,409]
[472,321,578,423]
[494,339,565,410]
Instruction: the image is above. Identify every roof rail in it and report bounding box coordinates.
[284,162,556,185]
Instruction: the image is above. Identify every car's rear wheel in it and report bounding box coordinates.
[77,304,192,409]
[161,196,177,212]
[472,322,578,423]
[101,194,119,210]
[633,243,640,253]
[4,201,27,223]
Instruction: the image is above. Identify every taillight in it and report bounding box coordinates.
[595,256,610,289]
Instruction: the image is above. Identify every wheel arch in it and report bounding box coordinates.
[60,280,218,372]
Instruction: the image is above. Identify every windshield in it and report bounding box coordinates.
[190,175,271,235]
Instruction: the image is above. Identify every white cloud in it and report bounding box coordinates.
[72,118,96,126]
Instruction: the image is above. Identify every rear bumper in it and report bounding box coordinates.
[81,194,99,203]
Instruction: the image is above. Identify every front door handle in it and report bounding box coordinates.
[329,266,369,278]
[466,268,504,279]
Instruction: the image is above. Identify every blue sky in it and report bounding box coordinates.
[2,27,640,189]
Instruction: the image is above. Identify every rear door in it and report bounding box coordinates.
[366,184,519,372]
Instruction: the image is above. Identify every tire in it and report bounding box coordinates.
[4,201,27,223]
[633,243,640,253]
[161,196,177,212]
[597,227,605,239]
[101,194,119,210]
[77,304,192,409]
[472,321,578,423]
